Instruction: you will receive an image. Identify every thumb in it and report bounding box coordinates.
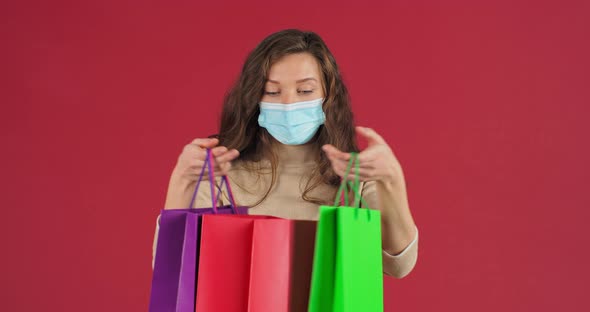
[356,126,385,145]
[192,138,219,148]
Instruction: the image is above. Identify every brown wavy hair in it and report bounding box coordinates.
[215,29,359,206]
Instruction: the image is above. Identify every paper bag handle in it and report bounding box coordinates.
[188,148,239,214]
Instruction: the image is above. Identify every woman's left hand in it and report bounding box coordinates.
[322,126,405,186]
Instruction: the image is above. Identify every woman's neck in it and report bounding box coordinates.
[274,141,318,165]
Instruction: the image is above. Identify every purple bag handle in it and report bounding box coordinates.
[188,148,239,214]
[216,175,237,208]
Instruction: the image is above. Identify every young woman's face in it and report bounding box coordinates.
[261,52,325,104]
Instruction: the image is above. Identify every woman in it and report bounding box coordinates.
[154,29,419,279]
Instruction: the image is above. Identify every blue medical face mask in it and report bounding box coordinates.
[258,97,326,145]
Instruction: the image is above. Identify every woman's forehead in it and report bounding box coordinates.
[267,53,321,84]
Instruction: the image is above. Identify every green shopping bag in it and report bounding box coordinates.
[308,153,384,312]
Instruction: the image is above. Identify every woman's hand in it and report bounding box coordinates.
[322,126,405,186]
[172,138,240,182]
[325,127,417,264]
[164,138,239,209]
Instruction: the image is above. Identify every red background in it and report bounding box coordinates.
[2,0,589,311]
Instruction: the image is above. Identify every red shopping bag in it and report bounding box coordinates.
[195,215,316,312]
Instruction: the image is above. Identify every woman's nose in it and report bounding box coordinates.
[280,91,298,104]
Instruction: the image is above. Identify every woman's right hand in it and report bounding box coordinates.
[164,138,240,209]
[173,138,240,181]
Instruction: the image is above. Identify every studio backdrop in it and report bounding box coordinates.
[1,0,589,311]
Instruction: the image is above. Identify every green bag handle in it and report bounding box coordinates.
[334,152,370,209]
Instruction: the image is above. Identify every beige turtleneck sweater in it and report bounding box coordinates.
[152,143,419,279]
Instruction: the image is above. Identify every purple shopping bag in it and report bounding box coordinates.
[149,149,247,312]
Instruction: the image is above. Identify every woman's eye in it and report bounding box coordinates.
[264,91,279,95]
[299,90,313,94]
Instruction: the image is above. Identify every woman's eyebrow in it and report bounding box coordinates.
[267,77,318,84]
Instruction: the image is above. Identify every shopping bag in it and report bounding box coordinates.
[288,220,317,312]
[149,149,247,312]
[308,153,384,312]
[195,215,316,312]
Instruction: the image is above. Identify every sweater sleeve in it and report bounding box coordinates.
[382,225,419,279]
[361,181,419,279]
